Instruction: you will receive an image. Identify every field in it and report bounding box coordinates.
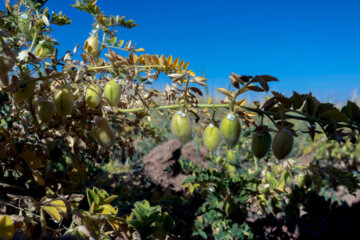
[1,1,360,240]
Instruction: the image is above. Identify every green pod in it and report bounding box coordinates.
[203,123,220,151]
[35,40,55,58]
[104,80,121,107]
[171,111,191,143]
[12,79,35,103]
[54,87,74,116]
[251,131,272,159]
[272,128,294,159]
[37,99,55,123]
[85,84,102,108]
[92,117,115,149]
[298,173,312,188]
[84,35,99,58]
[220,113,241,148]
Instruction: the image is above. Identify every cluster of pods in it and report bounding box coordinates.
[171,112,294,160]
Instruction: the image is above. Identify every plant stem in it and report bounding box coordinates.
[114,103,359,131]
[183,75,190,111]
[254,157,258,170]
[230,81,252,111]
[27,96,39,127]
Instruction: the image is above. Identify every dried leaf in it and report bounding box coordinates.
[189,87,203,96]
[247,85,264,92]
[253,75,269,91]
[260,75,279,82]
[217,88,233,98]
[235,99,246,106]
[229,75,239,88]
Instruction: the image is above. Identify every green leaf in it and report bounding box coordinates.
[86,188,99,206]
[199,230,207,239]
[103,195,119,204]
[51,11,72,26]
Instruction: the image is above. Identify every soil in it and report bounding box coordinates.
[141,139,209,192]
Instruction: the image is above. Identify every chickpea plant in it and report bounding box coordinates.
[1,0,360,239]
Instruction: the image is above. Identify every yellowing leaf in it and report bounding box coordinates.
[108,219,121,231]
[177,59,185,69]
[207,96,212,104]
[245,111,258,117]
[167,55,173,65]
[96,204,118,215]
[187,70,196,77]
[183,62,190,70]
[42,200,67,223]
[134,48,145,52]
[235,99,246,106]
[0,215,15,240]
[172,57,179,68]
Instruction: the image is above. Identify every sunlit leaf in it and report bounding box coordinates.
[0,215,15,240]
[42,200,67,223]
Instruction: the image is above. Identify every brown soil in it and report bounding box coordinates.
[141,139,209,192]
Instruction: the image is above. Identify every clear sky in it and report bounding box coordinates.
[43,0,360,102]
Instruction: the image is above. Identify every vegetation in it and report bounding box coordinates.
[1,0,360,239]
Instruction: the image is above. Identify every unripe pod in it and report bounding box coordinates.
[272,128,294,159]
[12,79,35,103]
[54,87,74,116]
[203,123,220,151]
[0,48,16,77]
[18,13,35,40]
[35,40,55,58]
[104,80,121,107]
[171,111,191,143]
[92,117,115,149]
[220,113,241,148]
[85,84,102,108]
[37,99,55,123]
[84,35,99,58]
[251,131,272,159]
[297,173,312,188]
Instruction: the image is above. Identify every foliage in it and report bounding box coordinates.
[0,0,360,239]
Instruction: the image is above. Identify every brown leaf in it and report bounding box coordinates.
[229,75,239,88]
[247,85,264,92]
[260,75,279,82]
[230,72,245,85]
[253,75,269,92]
[189,87,203,96]
[262,98,276,110]
[239,75,253,83]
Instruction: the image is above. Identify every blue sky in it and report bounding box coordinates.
[44,0,360,102]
